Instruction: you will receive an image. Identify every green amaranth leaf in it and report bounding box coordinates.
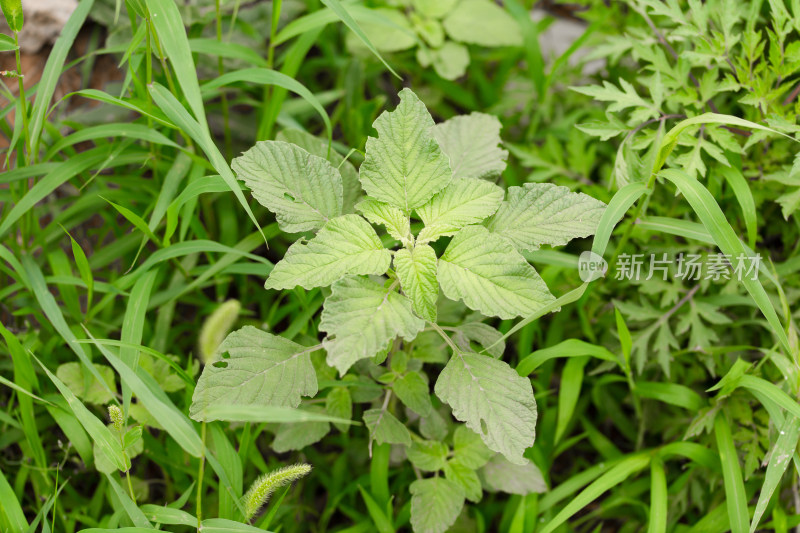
[410,477,465,533]
[417,178,504,243]
[452,322,505,358]
[325,387,353,432]
[452,426,493,469]
[406,440,448,471]
[479,455,546,494]
[435,350,537,464]
[276,129,362,213]
[433,113,508,179]
[272,419,330,453]
[320,276,425,374]
[363,408,412,446]
[189,326,318,421]
[394,244,438,322]
[55,362,116,405]
[359,88,452,212]
[392,370,434,416]
[264,214,391,290]
[232,140,343,233]
[444,460,482,502]
[442,0,522,47]
[438,225,555,319]
[486,183,607,252]
[356,198,412,245]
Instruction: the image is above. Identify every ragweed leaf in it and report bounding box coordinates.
[189,326,318,421]
[356,198,412,245]
[264,214,391,290]
[394,244,439,322]
[438,225,555,319]
[320,276,425,374]
[435,350,537,464]
[486,183,607,252]
[433,113,508,180]
[359,88,452,211]
[232,141,343,233]
[410,478,465,533]
[416,178,504,244]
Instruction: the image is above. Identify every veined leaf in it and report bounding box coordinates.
[189,326,319,421]
[356,198,412,245]
[452,322,505,358]
[320,276,425,374]
[432,112,508,180]
[407,440,448,471]
[452,425,493,469]
[417,178,504,243]
[264,214,390,290]
[435,350,537,464]
[480,454,546,494]
[363,408,412,447]
[359,88,452,212]
[443,460,482,502]
[394,244,439,323]
[438,225,555,319]
[410,478,465,533]
[277,128,361,213]
[392,371,434,416]
[486,183,607,252]
[442,0,522,47]
[232,141,343,233]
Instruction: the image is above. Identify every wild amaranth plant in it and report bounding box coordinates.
[189,87,607,531]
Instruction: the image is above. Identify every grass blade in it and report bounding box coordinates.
[648,457,667,533]
[714,414,749,533]
[750,415,800,532]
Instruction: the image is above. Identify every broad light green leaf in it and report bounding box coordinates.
[345,8,416,52]
[326,387,353,432]
[410,478,465,533]
[435,350,537,464]
[320,276,425,374]
[486,183,607,252]
[414,0,457,19]
[392,370,434,416]
[272,420,330,453]
[480,455,546,494]
[453,426,493,469]
[189,326,318,421]
[56,362,116,405]
[356,198,412,245]
[444,460,482,502]
[363,408,412,446]
[453,322,505,358]
[394,244,438,322]
[417,178,504,243]
[438,225,555,319]
[232,141,343,233]
[407,440,449,471]
[433,113,508,180]
[443,0,522,47]
[265,214,391,290]
[277,129,362,213]
[359,88,452,212]
[429,41,470,81]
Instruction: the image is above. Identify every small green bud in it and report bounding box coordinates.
[243,463,312,521]
[108,405,123,431]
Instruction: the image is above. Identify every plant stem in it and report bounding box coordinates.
[215,0,232,159]
[196,421,207,530]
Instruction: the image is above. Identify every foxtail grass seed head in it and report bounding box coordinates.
[243,463,312,521]
[108,405,124,431]
[198,299,241,364]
